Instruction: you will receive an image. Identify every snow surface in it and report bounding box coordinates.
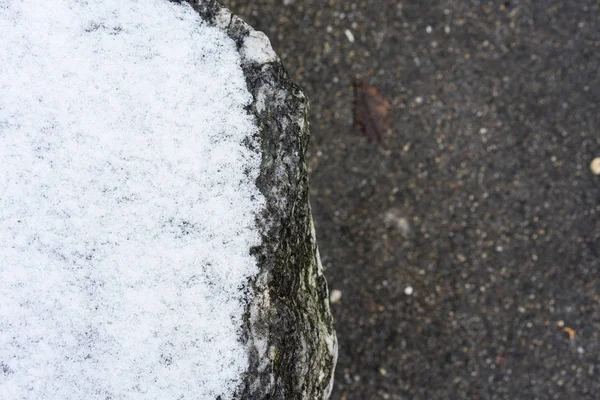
[0,1,264,399]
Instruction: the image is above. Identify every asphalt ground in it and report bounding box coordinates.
[220,1,600,398]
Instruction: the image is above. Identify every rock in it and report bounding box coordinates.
[188,2,338,398]
[590,157,600,175]
[330,289,343,304]
[0,0,336,399]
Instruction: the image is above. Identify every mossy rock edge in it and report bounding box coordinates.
[183,1,338,398]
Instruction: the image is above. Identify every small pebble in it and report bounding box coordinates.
[344,29,355,43]
[590,157,600,175]
[404,286,414,296]
[330,289,342,304]
[383,209,410,237]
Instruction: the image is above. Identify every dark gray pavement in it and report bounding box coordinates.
[221,1,600,398]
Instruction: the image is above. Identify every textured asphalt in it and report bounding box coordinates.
[220,1,600,399]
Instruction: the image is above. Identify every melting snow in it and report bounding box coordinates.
[0,0,264,399]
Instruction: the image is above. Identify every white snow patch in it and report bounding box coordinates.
[0,1,264,399]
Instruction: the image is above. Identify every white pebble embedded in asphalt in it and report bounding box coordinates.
[344,29,355,43]
[590,157,600,175]
[404,286,414,296]
[330,289,342,304]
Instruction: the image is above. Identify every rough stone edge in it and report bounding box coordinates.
[179,1,338,399]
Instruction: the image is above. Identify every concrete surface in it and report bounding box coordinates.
[220,1,600,398]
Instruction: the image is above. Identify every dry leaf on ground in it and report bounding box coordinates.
[353,80,391,145]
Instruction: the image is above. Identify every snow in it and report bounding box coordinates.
[0,1,264,399]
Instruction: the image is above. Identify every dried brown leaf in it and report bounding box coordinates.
[353,80,391,145]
